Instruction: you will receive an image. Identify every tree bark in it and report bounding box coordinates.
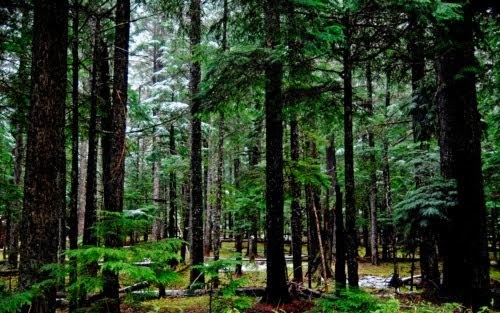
[290,120,303,283]
[101,0,130,310]
[436,3,490,309]
[343,16,359,287]
[365,63,378,265]
[69,4,80,310]
[234,158,243,276]
[188,0,204,286]
[168,124,177,238]
[19,1,68,312]
[83,18,107,248]
[327,135,346,287]
[408,13,440,291]
[263,0,289,304]
[213,114,224,262]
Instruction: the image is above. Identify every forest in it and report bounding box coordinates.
[0,0,499,312]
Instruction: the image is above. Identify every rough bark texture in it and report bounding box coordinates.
[343,17,359,287]
[290,120,303,283]
[101,0,130,310]
[263,0,290,304]
[436,4,490,309]
[19,1,68,312]
[189,0,204,286]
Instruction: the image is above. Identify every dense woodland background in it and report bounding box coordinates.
[0,0,499,312]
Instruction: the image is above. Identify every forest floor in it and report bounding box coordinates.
[2,243,500,312]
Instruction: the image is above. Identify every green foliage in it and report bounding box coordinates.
[308,289,399,313]
[0,281,33,313]
[191,258,253,313]
[394,177,457,241]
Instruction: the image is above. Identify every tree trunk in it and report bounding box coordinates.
[213,114,224,261]
[188,0,204,286]
[180,180,190,262]
[408,13,440,292]
[83,19,107,248]
[203,137,212,257]
[329,135,346,288]
[262,0,289,304]
[365,63,378,265]
[436,4,489,309]
[343,16,359,287]
[381,68,392,262]
[19,1,68,312]
[168,124,177,238]
[290,120,303,284]
[234,158,243,276]
[69,4,80,310]
[101,0,130,310]
[152,28,163,240]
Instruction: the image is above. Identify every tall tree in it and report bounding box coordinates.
[327,134,346,287]
[407,11,439,291]
[168,124,177,238]
[188,0,204,286]
[83,18,105,248]
[19,1,68,312]
[365,63,378,265]
[262,0,290,304]
[68,2,80,310]
[101,0,130,310]
[342,14,359,287]
[436,2,490,309]
[290,120,303,284]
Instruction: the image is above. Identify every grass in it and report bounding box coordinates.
[146,295,210,312]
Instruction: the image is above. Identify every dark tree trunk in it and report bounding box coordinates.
[69,4,80,310]
[83,19,108,248]
[328,135,346,287]
[234,158,243,276]
[365,63,378,265]
[213,114,224,262]
[203,138,212,257]
[290,120,303,283]
[180,180,190,262]
[19,1,68,312]
[381,68,393,262]
[343,17,359,287]
[262,0,289,304]
[168,124,177,238]
[189,0,204,286]
[436,4,489,309]
[408,13,440,291]
[101,0,130,310]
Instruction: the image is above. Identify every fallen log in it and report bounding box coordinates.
[0,269,18,277]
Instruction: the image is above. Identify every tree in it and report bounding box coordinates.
[342,13,359,288]
[101,0,130,310]
[436,2,490,309]
[262,0,290,304]
[18,1,68,312]
[188,0,205,286]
